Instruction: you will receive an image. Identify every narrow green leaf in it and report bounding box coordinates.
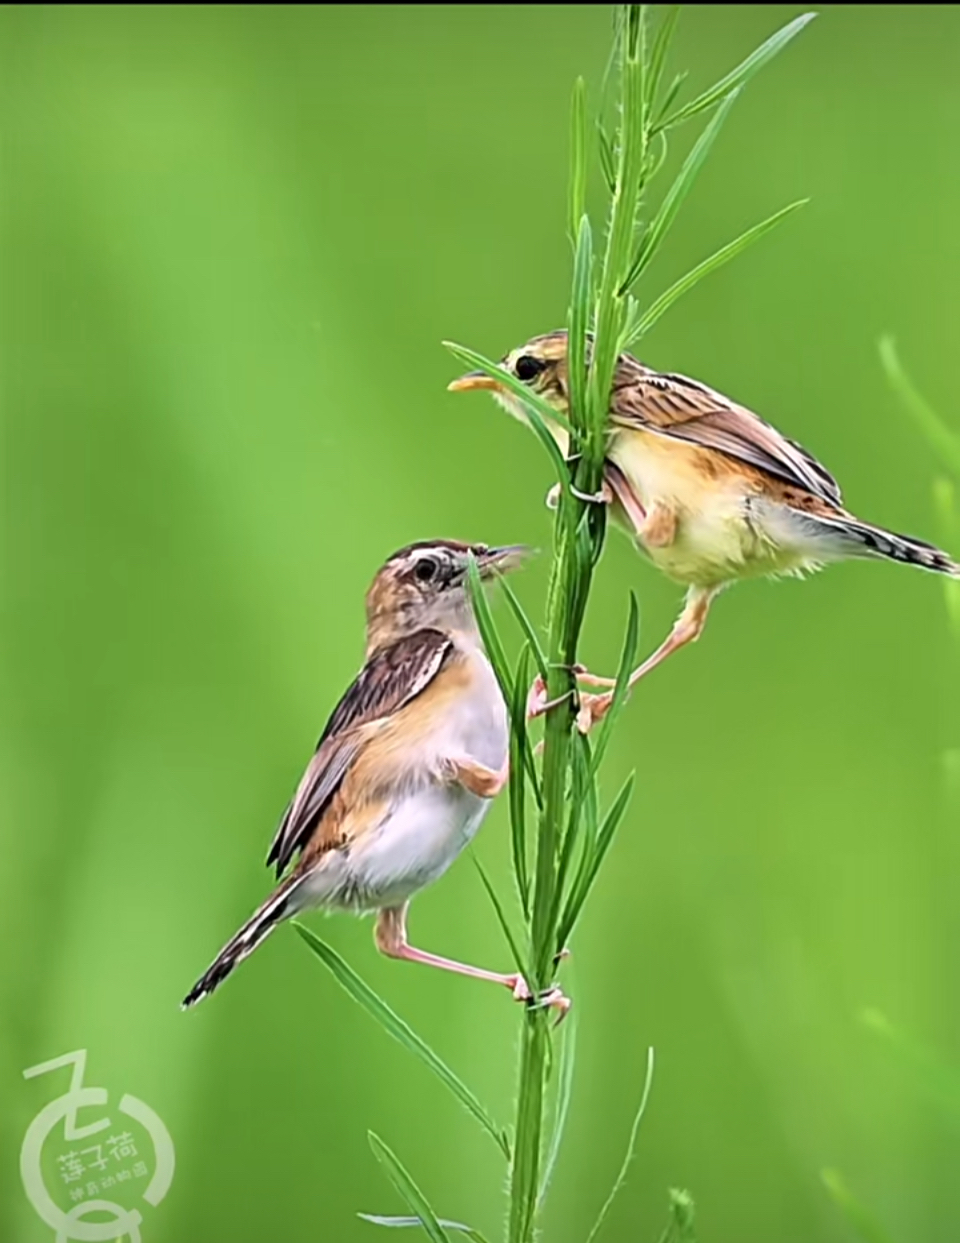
[368,1134,450,1243]
[558,771,635,948]
[621,88,741,294]
[499,637,542,811]
[591,772,636,876]
[473,856,532,986]
[646,6,680,110]
[498,578,549,682]
[295,925,510,1158]
[584,1047,656,1243]
[596,121,617,194]
[861,1008,960,1119]
[568,77,588,247]
[466,553,514,708]
[538,1000,578,1207]
[567,214,594,440]
[443,342,573,485]
[507,647,531,914]
[821,1170,897,1243]
[659,12,817,130]
[879,337,960,478]
[655,71,687,125]
[589,592,640,780]
[623,200,808,347]
[359,1217,489,1243]
[550,734,594,943]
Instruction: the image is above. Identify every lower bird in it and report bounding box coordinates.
[450,331,959,727]
[183,539,567,1013]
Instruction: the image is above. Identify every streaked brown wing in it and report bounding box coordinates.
[266,628,453,877]
[611,366,842,506]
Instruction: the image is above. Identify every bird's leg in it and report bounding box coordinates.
[443,754,509,799]
[375,905,571,1019]
[576,585,719,732]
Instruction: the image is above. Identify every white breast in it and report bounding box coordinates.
[303,639,509,912]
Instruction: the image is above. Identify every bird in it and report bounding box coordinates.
[449,330,959,728]
[182,539,568,1014]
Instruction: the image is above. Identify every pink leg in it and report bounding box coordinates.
[375,906,570,1018]
[577,585,719,732]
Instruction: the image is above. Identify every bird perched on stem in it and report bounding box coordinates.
[183,539,568,1014]
[450,331,959,729]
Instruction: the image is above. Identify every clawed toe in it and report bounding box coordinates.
[526,675,575,721]
[576,691,614,733]
[507,975,572,1023]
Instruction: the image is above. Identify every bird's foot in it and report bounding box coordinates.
[543,482,613,510]
[507,974,572,1024]
[525,675,575,721]
[576,690,616,734]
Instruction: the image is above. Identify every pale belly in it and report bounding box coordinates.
[301,643,509,913]
[608,429,815,586]
[310,784,491,911]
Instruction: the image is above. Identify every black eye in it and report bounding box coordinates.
[515,355,545,382]
[414,557,438,583]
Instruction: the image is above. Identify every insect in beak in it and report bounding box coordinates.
[475,545,532,577]
[447,371,502,394]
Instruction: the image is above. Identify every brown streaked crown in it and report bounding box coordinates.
[364,540,527,652]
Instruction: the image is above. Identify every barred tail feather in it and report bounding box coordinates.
[182,873,304,1009]
[804,512,959,576]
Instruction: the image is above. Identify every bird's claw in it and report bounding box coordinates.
[576,691,615,734]
[508,975,572,1024]
[543,482,613,509]
[526,675,574,721]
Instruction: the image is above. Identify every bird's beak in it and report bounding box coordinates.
[476,544,532,576]
[448,370,502,394]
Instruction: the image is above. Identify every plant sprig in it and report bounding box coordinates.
[298,8,816,1241]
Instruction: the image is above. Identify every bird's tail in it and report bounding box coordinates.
[182,873,305,1009]
[804,512,959,576]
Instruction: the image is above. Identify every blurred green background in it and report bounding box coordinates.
[3,5,959,1241]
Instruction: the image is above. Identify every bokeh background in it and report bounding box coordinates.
[3,5,960,1241]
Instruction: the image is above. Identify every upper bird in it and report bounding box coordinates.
[450,331,959,727]
[183,539,567,1013]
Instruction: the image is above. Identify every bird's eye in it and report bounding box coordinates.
[515,355,545,382]
[414,557,438,583]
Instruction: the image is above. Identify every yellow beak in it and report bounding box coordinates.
[447,370,502,393]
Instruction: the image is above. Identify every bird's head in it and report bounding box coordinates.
[448,330,571,432]
[365,539,529,650]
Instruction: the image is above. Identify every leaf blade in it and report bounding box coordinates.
[621,88,741,294]
[568,77,588,247]
[659,12,817,130]
[584,1047,656,1243]
[498,578,549,682]
[444,342,573,485]
[879,336,960,478]
[368,1133,451,1243]
[537,1000,578,1207]
[466,553,514,708]
[623,200,808,346]
[473,855,532,985]
[295,925,510,1158]
[821,1169,897,1243]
